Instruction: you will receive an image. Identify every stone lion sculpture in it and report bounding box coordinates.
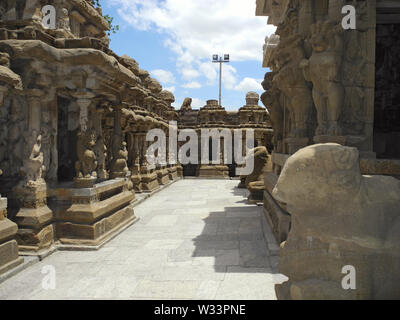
[111,141,129,178]
[273,143,400,299]
[238,146,269,203]
[75,130,98,179]
[180,98,192,111]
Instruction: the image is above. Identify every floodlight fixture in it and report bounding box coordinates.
[211,53,230,107]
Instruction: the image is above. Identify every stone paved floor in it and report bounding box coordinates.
[0,179,287,300]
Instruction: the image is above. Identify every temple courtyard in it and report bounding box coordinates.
[0,179,286,300]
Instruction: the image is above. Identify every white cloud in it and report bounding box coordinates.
[221,65,238,90]
[191,98,205,109]
[181,68,201,80]
[164,86,176,93]
[234,77,263,92]
[150,69,176,85]
[199,62,218,83]
[182,81,202,89]
[111,0,276,91]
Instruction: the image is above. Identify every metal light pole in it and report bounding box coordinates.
[212,54,230,106]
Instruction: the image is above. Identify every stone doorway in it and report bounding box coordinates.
[374,23,400,159]
[57,97,77,182]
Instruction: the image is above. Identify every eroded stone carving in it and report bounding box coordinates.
[111,140,130,178]
[261,72,284,152]
[20,130,45,187]
[301,20,344,137]
[273,144,400,299]
[245,146,269,203]
[272,33,312,140]
[57,8,71,31]
[41,111,57,180]
[181,97,192,111]
[75,129,98,179]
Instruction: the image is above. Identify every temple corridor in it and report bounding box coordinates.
[0,179,286,300]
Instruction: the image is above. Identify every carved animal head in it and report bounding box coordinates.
[273,144,361,210]
[181,97,192,110]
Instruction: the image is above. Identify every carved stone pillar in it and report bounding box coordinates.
[0,182,23,275]
[74,97,98,188]
[93,105,108,180]
[138,126,159,192]
[129,131,142,193]
[111,107,130,179]
[13,91,54,254]
[138,132,148,168]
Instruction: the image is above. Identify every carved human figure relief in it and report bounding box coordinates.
[300,20,345,137]
[261,72,284,152]
[272,35,313,139]
[57,8,70,31]
[21,130,45,187]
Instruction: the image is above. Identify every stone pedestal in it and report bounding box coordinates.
[0,197,23,275]
[13,183,54,253]
[198,165,229,178]
[176,164,183,178]
[248,182,265,204]
[130,165,142,193]
[156,166,170,185]
[56,179,137,247]
[140,166,159,192]
[263,173,291,244]
[167,165,178,181]
[74,177,97,188]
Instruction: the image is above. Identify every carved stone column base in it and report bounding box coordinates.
[197,165,229,179]
[156,167,170,185]
[285,137,309,155]
[130,165,142,193]
[263,190,291,244]
[56,179,137,248]
[74,177,98,188]
[0,199,24,275]
[111,171,131,179]
[313,135,346,146]
[13,183,54,253]
[140,166,159,192]
[167,165,178,181]
[176,164,183,178]
[131,175,142,193]
[247,181,265,204]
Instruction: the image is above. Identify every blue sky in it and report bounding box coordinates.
[102,0,275,111]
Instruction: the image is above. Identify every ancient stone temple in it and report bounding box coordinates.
[0,0,185,260]
[256,0,400,299]
[178,93,272,178]
[0,0,273,277]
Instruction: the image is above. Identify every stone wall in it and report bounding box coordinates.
[177,94,273,178]
[256,0,400,299]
